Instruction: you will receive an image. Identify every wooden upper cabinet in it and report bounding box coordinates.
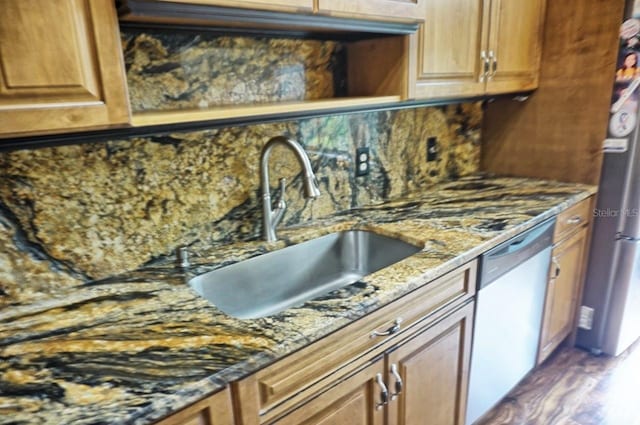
[149,0,314,13]
[0,0,130,138]
[410,0,546,100]
[485,0,546,94]
[317,0,425,22]
[410,0,487,99]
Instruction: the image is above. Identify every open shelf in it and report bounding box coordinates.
[130,96,402,127]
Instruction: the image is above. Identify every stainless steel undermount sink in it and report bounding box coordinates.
[188,230,421,319]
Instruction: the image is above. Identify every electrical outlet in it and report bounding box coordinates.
[427,137,438,162]
[355,147,370,177]
[578,306,595,330]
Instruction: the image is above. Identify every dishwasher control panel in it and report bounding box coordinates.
[478,218,556,289]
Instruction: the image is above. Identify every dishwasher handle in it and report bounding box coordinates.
[487,220,553,258]
[479,218,555,288]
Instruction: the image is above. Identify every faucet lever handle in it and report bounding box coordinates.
[271,177,287,227]
[275,178,287,208]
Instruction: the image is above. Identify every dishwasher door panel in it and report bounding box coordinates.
[465,246,551,425]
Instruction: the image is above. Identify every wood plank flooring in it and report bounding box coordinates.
[476,341,640,425]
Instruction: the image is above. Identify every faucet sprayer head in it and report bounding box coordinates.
[304,175,321,199]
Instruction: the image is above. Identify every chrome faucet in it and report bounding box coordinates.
[260,136,320,242]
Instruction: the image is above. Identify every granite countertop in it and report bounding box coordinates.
[0,175,596,425]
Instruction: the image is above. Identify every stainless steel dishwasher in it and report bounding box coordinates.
[466,218,555,425]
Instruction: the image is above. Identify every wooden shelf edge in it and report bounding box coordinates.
[118,0,420,37]
[130,96,402,127]
[1,95,488,153]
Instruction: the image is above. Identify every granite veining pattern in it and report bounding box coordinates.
[0,175,596,425]
[0,210,84,304]
[0,104,481,294]
[122,29,346,111]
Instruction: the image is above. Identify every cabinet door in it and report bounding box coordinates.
[410,0,488,99]
[0,0,130,138]
[386,302,474,425]
[485,0,546,94]
[155,387,234,425]
[318,0,424,22]
[538,227,589,364]
[271,359,385,425]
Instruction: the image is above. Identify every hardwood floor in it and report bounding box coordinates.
[476,341,640,425]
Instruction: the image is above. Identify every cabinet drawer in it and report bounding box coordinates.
[244,260,476,423]
[154,387,234,425]
[554,198,592,242]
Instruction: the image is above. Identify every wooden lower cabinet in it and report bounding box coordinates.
[154,387,234,425]
[270,360,385,425]
[231,262,476,425]
[268,301,474,425]
[538,224,590,364]
[386,302,473,425]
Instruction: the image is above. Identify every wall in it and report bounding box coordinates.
[481,0,623,185]
[0,30,483,305]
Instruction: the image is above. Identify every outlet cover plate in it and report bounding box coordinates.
[355,147,370,177]
[578,305,595,330]
[427,137,438,162]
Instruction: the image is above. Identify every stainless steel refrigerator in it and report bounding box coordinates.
[576,2,640,356]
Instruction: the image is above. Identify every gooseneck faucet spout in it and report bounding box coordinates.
[260,136,320,242]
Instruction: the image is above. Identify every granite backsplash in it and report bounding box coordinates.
[122,28,346,111]
[0,30,483,305]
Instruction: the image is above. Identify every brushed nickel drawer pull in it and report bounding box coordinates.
[552,257,561,278]
[489,50,497,78]
[390,363,403,400]
[567,215,582,225]
[375,373,389,410]
[370,318,403,338]
[480,50,489,82]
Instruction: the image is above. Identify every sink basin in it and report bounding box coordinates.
[188,230,421,319]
